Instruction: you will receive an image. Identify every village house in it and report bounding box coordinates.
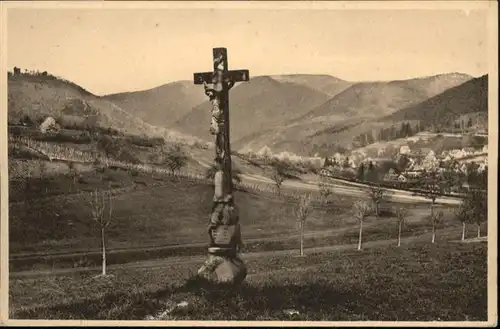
[399,145,411,155]
[397,174,407,182]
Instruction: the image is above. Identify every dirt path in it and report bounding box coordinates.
[9,234,427,278]
[10,222,369,260]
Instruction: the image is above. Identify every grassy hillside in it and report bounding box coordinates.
[174,76,332,142]
[294,72,472,122]
[8,165,353,255]
[102,80,207,128]
[382,74,488,129]
[7,74,207,146]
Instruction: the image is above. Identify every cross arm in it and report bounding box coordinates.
[193,72,214,85]
[226,70,250,83]
[194,70,250,85]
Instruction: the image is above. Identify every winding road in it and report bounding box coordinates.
[194,158,462,205]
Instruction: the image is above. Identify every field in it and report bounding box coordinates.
[10,240,487,321]
[9,157,482,272]
[8,146,489,322]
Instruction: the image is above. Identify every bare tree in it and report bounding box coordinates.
[67,161,79,191]
[318,180,333,205]
[270,170,285,196]
[395,206,408,247]
[367,186,385,218]
[415,170,450,221]
[429,209,444,244]
[458,188,487,239]
[90,188,113,276]
[295,193,312,256]
[454,203,472,241]
[353,200,371,251]
[37,159,48,194]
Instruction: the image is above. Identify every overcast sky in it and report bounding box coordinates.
[7,4,491,95]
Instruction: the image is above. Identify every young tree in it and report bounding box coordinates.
[295,193,312,256]
[67,161,79,191]
[460,188,487,239]
[318,180,333,205]
[90,188,113,276]
[429,210,444,244]
[22,166,35,213]
[415,170,450,225]
[365,161,378,182]
[353,200,371,251]
[395,207,408,247]
[397,154,411,172]
[367,186,385,218]
[455,205,472,241]
[357,163,365,181]
[37,160,49,194]
[467,117,473,128]
[270,160,288,195]
[164,144,188,176]
[342,157,351,169]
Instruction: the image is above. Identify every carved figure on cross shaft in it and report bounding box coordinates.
[203,82,223,135]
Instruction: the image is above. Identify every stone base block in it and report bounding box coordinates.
[197,254,247,285]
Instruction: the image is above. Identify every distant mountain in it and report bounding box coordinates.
[174,75,336,142]
[7,74,203,144]
[236,73,475,156]
[294,72,473,122]
[102,81,207,128]
[269,74,352,97]
[382,74,488,128]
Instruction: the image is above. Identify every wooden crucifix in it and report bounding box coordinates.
[194,47,249,197]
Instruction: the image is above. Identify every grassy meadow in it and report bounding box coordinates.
[7,132,488,322]
[10,240,487,321]
[9,156,482,273]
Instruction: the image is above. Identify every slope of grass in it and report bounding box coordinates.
[10,241,487,321]
[7,75,206,146]
[175,76,331,142]
[293,72,472,122]
[8,165,359,254]
[102,80,207,127]
[383,75,488,128]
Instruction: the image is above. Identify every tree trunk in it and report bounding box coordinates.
[300,222,304,256]
[101,227,106,276]
[358,220,363,250]
[398,221,402,247]
[477,224,480,238]
[375,202,379,218]
[462,221,466,241]
[430,203,435,244]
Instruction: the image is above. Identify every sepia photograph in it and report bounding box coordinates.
[0,0,497,326]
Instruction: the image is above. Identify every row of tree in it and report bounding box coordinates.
[353,121,425,148]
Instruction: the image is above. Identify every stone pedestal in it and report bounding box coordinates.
[197,252,247,284]
[197,221,247,285]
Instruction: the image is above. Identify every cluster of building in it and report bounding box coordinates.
[244,143,488,183]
